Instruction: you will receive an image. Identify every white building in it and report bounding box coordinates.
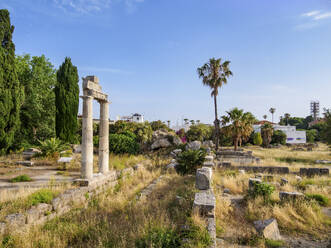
[253,122,306,144]
[117,113,144,123]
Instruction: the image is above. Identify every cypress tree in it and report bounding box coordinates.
[0,9,24,154]
[55,57,79,143]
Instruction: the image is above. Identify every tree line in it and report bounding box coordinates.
[0,9,79,154]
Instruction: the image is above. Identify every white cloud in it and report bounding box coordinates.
[313,12,331,20]
[302,10,320,17]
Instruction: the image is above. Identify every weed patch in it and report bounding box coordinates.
[10,174,32,183]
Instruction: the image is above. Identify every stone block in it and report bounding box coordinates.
[57,157,73,163]
[249,178,262,189]
[207,217,216,247]
[280,178,288,186]
[16,161,34,166]
[253,218,281,240]
[151,138,171,150]
[133,163,143,171]
[299,168,329,177]
[26,203,52,224]
[193,190,216,217]
[239,169,245,174]
[279,191,304,201]
[203,161,214,168]
[196,167,212,190]
[5,213,26,228]
[205,155,214,162]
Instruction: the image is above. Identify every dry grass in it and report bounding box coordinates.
[2,167,210,247]
[0,183,71,221]
[246,143,331,170]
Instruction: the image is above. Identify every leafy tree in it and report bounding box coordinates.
[253,132,262,146]
[269,108,276,123]
[221,108,256,150]
[284,113,290,125]
[15,54,56,144]
[176,149,206,175]
[197,58,232,150]
[186,124,213,142]
[55,57,79,143]
[0,9,24,154]
[150,120,169,131]
[321,109,331,144]
[261,123,273,147]
[271,130,286,145]
[109,133,139,154]
[306,129,317,143]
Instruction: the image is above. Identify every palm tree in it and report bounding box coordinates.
[198,58,233,150]
[284,113,290,125]
[261,123,274,147]
[196,120,200,124]
[190,120,195,125]
[269,108,276,123]
[263,115,267,120]
[221,108,256,150]
[183,118,189,125]
[167,120,171,128]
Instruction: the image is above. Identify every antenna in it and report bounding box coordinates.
[310,101,320,121]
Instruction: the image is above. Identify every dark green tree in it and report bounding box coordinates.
[322,109,331,144]
[55,57,79,143]
[0,9,24,154]
[15,54,56,144]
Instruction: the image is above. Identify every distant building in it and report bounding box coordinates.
[253,122,306,144]
[117,113,144,123]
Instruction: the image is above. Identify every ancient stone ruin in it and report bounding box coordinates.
[78,76,109,184]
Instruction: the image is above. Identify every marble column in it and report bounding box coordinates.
[98,100,109,174]
[81,96,94,179]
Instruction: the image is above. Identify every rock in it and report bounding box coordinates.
[0,222,5,235]
[202,140,215,148]
[193,190,216,217]
[238,169,245,175]
[57,157,73,163]
[205,155,214,162]
[172,149,182,155]
[172,136,183,146]
[202,161,214,168]
[295,175,302,181]
[73,144,82,153]
[16,161,34,166]
[249,178,262,189]
[206,147,212,154]
[26,203,52,224]
[280,178,288,186]
[133,163,143,171]
[300,168,329,177]
[166,163,177,169]
[151,138,172,150]
[5,213,26,228]
[253,218,281,240]
[279,191,304,201]
[186,141,201,151]
[223,188,231,194]
[196,167,212,190]
[255,173,263,178]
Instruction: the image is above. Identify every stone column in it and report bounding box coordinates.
[98,100,109,174]
[81,96,94,179]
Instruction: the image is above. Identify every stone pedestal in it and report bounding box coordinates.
[98,100,109,174]
[81,96,94,179]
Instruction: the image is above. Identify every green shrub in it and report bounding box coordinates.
[306,129,317,143]
[27,189,56,205]
[253,132,262,146]
[186,124,213,142]
[305,193,329,207]
[10,174,32,183]
[176,149,206,175]
[38,138,70,157]
[271,130,286,145]
[265,239,284,248]
[109,134,139,155]
[135,226,180,248]
[248,182,275,203]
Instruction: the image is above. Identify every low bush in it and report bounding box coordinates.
[271,130,286,145]
[10,174,32,183]
[265,239,285,248]
[305,193,329,207]
[109,134,140,155]
[247,182,275,203]
[38,138,70,158]
[27,189,57,206]
[176,149,206,175]
[253,132,262,146]
[135,226,180,248]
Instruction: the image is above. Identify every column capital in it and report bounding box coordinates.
[80,95,94,100]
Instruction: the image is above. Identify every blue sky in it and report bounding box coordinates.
[1,0,331,124]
